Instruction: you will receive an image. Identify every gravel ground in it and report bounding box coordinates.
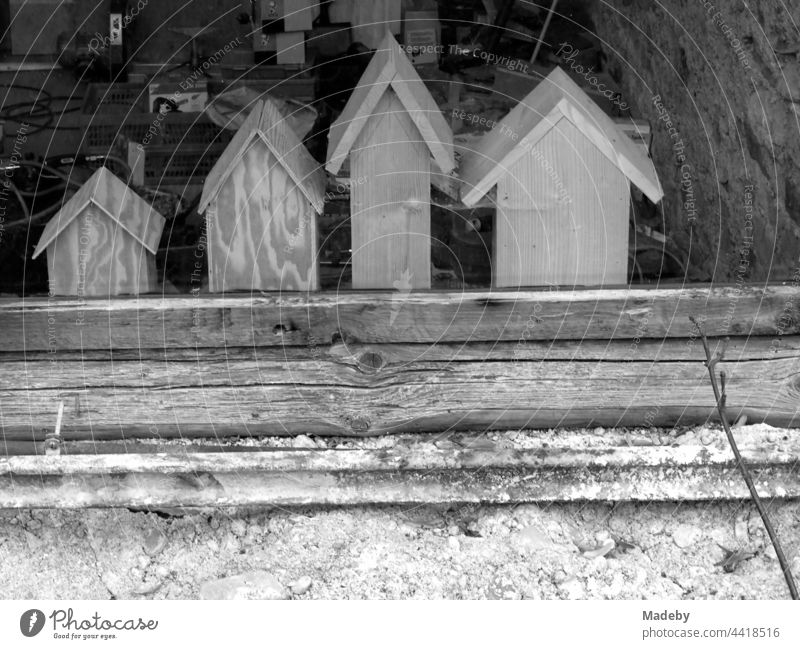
[1,499,799,600]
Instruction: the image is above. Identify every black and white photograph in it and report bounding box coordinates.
[0,0,799,644]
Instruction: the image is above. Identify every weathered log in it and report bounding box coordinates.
[2,335,799,439]
[5,334,800,363]
[1,285,797,352]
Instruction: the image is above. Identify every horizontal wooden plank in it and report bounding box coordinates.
[2,345,798,438]
[6,335,800,363]
[1,285,797,351]
[1,428,798,506]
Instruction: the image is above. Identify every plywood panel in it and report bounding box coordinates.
[351,90,431,289]
[35,167,164,258]
[209,139,318,292]
[460,67,662,206]
[495,117,630,288]
[47,205,152,297]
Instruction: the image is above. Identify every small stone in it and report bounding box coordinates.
[24,531,42,552]
[700,431,715,445]
[583,539,615,559]
[209,517,221,531]
[292,435,317,449]
[101,572,126,598]
[448,525,460,537]
[672,524,701,548]
[517,585,536,599]
[559,578,585,600]
[133,581,163,596]
[603,573,625,598]
[734,515,749,542]
[230,520,247,538]
[648,520,665,535]
[200,571,289,600]
[130,567,143,581]
[552,569,569,585]
[137,555,151,570]
[515,526,558,551]
[290,576,313,596]
[26,519,42,531]
[142,529,167,557]
[155,566,169,579]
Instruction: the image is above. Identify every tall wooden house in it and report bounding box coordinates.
[326,31,455,290]
[32,167,165,296]
[200,98,326,292]
[460,66,664,288]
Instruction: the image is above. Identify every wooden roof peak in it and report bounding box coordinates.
[32,167,165,259]
[460,66,664,206]
[200,98,327,214]
[326,31,455,176]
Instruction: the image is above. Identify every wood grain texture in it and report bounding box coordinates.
[351,90,432,289]
[1,286,798,351]
[34,167,164,257]
[33,167,163,297]
[201,98,326,214]
[326,31,454,176]
[1,349,799,438]
[46,204,157,296]
[208,139,319,292]
[495,116,630,287]
[460,67,662,206]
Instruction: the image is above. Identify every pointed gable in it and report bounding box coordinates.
[200,98,327,214]
[32,167,165,259]
[460,66,664,206]
[326,31,455,176]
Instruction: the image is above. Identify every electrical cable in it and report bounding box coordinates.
[0,85,85,134]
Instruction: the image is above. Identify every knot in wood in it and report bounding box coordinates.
[348,416,371,433]
[358,351,384,372]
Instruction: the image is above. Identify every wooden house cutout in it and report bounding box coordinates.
[460,66,664,288]
[200,98,326,292]
[326,31,456,290]
[32,167,165,296]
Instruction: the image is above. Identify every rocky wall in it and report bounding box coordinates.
[589,0,800,282]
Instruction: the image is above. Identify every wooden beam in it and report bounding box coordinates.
[2,336,799,438]
[1,285,798,352]
[7,335,799,363]
[1,429,798,507]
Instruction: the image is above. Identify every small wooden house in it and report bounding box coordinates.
[32,167,165,296]
[326,31,455,290]
[460,67,664,288]
[199,98,326,292]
